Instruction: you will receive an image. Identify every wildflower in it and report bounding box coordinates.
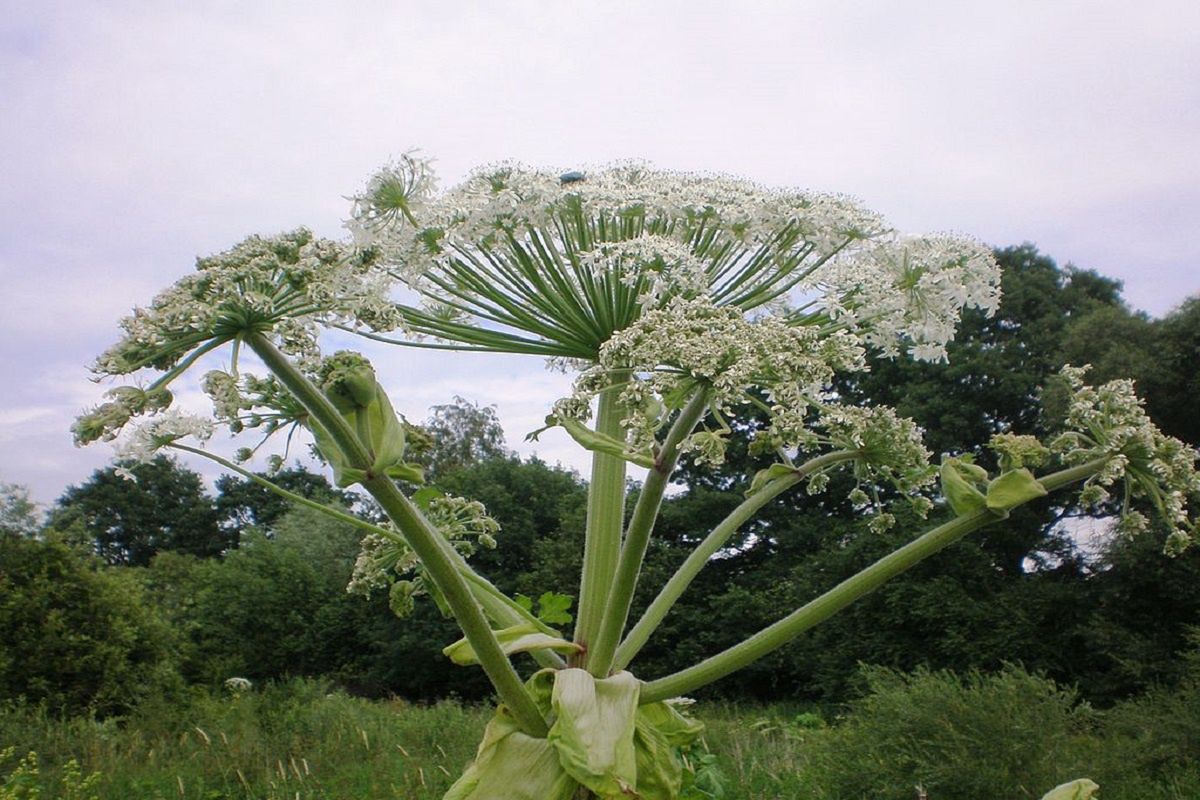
[1052,366,1200,548]
[112,409,214,463]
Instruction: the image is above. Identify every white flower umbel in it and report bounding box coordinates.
[1052,366,1200,551]
[112,409,214,463]
[92,229,399,380]
[816,234,1001,361]
[350,160,1002,364]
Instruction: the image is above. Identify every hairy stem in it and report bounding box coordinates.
[614,450,859,671]
[245,333,549,735]
[639,458,1108,703]
[587,390,710,676]
[573,375,629,664]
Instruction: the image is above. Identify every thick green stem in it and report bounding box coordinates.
[169,441,565,669]
[587,390,710,676]
[573,377,629,663]
[614,450,859,671]
[639,458,1108,703]
[245,333,549,736]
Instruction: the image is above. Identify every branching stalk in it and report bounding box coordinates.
[638,458,1109,703]
[586,389,710,676]
[573,374,630,664]
[614,449,859,670]
[245,333,549,736]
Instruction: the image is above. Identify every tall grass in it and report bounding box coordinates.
[0,679,487,799]
[3,670,1200,799]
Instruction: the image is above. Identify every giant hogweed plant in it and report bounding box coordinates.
[77,155,1198,799]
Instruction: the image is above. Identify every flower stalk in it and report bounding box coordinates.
[572,377,630,666]
[244,332,548,736]
[638,457,1110,703]
[586,389,711,676]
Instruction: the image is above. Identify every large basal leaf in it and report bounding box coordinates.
[1038,778,1100,800]
[443,707,576,800]
[632,701,706,800]
[548,669,640,797]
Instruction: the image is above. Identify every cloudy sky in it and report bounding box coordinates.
[2,1,1198,507]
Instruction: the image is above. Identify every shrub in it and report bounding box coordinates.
[798,665,1093,799]
[0,537,180,716]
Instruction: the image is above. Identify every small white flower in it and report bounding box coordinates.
[113,409,214,464]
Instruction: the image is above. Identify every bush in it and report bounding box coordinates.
[797,665,1094,799]
[1082,643,1200,799]
[0,537,181,716]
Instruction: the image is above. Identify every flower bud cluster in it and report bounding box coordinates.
[816,404,936,494]
[72,386,173,445]
[1052,366,1199,551]
[347,493,501,616]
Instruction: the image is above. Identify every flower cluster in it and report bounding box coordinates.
[1053,366,1199,551]
[349,159,998,363]
[346,152,438,246]
[72,386,173,445]
[347,492,501,615]
[110,408,214,463]
[93,229,398,379]
[553,296,864,463]
[817,234,1002,361]
[815,404,935,492]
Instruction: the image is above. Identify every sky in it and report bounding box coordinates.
[1,0,1198,508]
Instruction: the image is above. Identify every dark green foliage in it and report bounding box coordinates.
[0,482,39,537]
[51,456,226,566]
[416,396,510,481]
[0,536,180,716]
[1091,642,1200,796]
[1077,526,1200,701]
[434,455,587,597]
[4,672,1200,799]
[847,244,1125,457]
[214,465,350,535]
[796,665,1094,800]
[144,506,378,686]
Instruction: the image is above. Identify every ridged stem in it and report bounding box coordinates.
[639,458,1108,703]
[573,378,629,663]
[614,450,859,671]
[586,390,710,676]
[245,333,548,735]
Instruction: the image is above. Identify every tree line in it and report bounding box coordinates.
[1,244,1198,717]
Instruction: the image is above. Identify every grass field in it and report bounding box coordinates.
[2,673,1198,799]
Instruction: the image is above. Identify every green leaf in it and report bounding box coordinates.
[985,468,1048,513]
[939,459,987,516]
[444,707,578,800]
[411,487,444,508]
[558,417,656,469]
[746,464,798,498]
[536,591,574,626]
[385,463,425,484]
[632,701,706,800]
[443,623,581,666]
[1039,778,1100,800]
[547,669,640,797]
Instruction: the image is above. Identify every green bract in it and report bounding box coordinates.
[77,155,1199,799]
